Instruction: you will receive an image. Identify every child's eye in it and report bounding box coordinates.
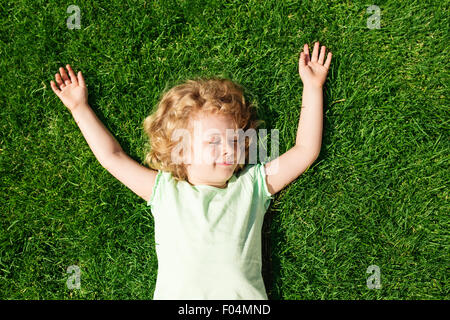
[208,139,239,145]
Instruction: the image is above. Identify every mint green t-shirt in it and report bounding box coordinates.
[147,162,274,300]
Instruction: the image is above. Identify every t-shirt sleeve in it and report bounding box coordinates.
[254,162,274,202]
[147,170,163,207]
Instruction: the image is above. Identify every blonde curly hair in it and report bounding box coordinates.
[142,77,264,183]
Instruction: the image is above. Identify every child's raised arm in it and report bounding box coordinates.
[50,65,158,202]
[265,42,332,195]
[50,65,123,163]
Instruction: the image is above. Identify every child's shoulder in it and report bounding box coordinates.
[156,163,264,185]
[235,163,265,179]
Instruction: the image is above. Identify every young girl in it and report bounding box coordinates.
[50,42,332,300]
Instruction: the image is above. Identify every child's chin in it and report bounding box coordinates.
[215,164,234,170]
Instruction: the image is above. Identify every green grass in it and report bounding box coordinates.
[1,0,448,299]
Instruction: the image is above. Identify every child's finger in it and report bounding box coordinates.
[77,70,85,87]
[311,42,320,62]
[298,51,306,74]
[66,64,78,85]
[324,52,332,69]
[55,73,66,89]
[55,73,64,87]
[303,44,310,64]
[318,46,326,65]
[59,67,71,85]
[50,80,61,96]
[299,51,307,69]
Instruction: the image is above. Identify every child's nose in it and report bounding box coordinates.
[221,140,236,156]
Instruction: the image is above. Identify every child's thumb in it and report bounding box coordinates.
[77,71,86,87]
[299,52,306,69]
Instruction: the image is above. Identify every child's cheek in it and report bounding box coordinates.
[196,144,216,165]
[209,145,219,161]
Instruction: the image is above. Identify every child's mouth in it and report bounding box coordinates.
[216,162,233,166]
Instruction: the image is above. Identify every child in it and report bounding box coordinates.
[50,42,332,299]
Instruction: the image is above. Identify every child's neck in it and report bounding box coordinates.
[187,179,228,189]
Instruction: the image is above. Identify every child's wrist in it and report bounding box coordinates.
[70,102,90,116]
[303,83,324,91]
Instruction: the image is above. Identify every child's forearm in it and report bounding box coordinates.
[295,85,323,157]
[70,103,124,166]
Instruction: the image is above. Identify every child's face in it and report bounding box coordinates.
[183,112,243,188]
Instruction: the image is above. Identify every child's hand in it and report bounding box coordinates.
[50,64,88,112]
[299,42,332,88]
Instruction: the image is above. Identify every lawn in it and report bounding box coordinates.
[0,0,448,299]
